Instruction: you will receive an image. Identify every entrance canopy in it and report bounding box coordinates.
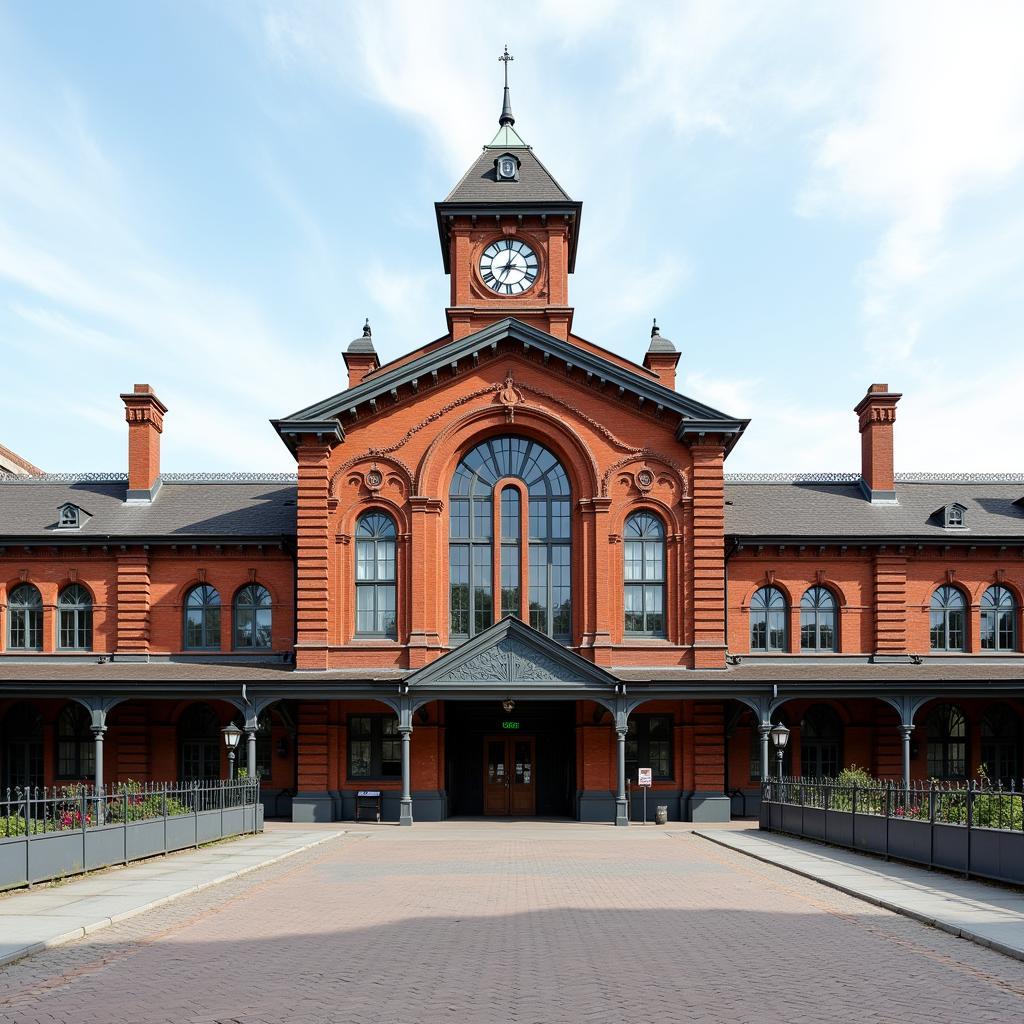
[405,616,617,698]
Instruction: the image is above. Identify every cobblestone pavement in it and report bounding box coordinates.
[0,822,1022,1024]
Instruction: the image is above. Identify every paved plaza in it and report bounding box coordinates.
[0,822,1022,1024]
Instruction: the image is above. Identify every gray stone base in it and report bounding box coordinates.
[577,790,687,823]
[291,791,335,823]
[337,789,447,823]
[687,792,732,823]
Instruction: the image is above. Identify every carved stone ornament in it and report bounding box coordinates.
[365,467,384,491]
[765,570,776,585]
[636,468,655,491]
[434,638,576,685]
[946,568,956,584]
[497,374,524,423]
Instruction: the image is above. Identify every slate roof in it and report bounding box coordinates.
[444,146,573,204]
[0,476,297,541]
[725,474,1024,541]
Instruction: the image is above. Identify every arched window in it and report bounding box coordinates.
[800,586,837,652]
[449,437,571,640]
[500,486,521,619]
[981,705,1021,782]
[57,584,92,651]
[926,704,967,779]
[981,585,1017,652]
[2,704,43,790]
[624,512,665,636]
[179,703,221,780]
[56,704,95,779]
[800,705,843,777]
[234,584,272,649]
[7,584,42,651]
[355,512,397,637]
[750,586,787,652]
[184,584,221,650]
[930,585,965,652]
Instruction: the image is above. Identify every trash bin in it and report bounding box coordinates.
[655,805,668,825]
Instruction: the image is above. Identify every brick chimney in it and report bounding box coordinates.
[343,319,380,389]
[642,319,680,391]
[854,383,901,503]
[121,384,167,502]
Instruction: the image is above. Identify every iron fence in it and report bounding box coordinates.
[0,779,260,839]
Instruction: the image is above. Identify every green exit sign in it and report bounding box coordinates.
[502,720,520,730]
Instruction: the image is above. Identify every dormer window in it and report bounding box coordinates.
[494,152,520,181]
[57,503,82,530]
[944,503,967,529]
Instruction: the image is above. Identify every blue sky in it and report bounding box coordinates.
[2,1,1023,474]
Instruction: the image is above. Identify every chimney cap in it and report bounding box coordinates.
[647,317,677,354]
[347,318,377,354]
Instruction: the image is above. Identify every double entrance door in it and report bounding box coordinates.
[484,735,536,816]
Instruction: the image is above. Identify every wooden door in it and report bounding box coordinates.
[483,736,536,816]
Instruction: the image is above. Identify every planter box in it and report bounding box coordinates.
[802,807,827,841]
[969,828,1024,885]
[0,837,28,890]
[166,814,198,852]
[933,822,968,873]
[852,812,886,855]
[126,819,167,861]
[84,825,124,871]
[825,809,853,848]
[887,817,930,866]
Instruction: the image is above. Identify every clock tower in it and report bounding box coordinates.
[435,48,582,341]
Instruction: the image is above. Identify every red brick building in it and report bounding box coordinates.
[0,80,1021,824]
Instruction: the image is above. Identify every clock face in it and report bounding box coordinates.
[480,239,539,296]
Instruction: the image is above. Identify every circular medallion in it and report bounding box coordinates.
[636,469,655,490]
[365,468,383,489]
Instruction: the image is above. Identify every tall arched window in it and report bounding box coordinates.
[2,704,43,790]
[179,703,221,780]
[750,586,787,652]
[355,512,397,637]
[981,585,1017,652]
[926,704,967,779]
[981,705,1021,782]
[234,584,272,649]
[800,586,837,652]
[56,703,95,779]
[7,584,42,651]
[800,705,843,777]
[449,437,571,640]
[624,512,665,636]
[58,584,92,651]
[930,585,966,652]
[184,584,221,650]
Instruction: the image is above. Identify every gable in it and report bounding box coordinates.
[407,617,618,692]
[275,318,747,454]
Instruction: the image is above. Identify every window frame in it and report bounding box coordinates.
[347,714,402,781]
[799,585,837,652]
[354,512,398,639]
[57,584,93,651]
[623,512,666,638]
[926,704,968,780]
[233,583,273,650]
[980,705,1021,783]
[799,705,843,777]
[178,703,221,781]
[929,585,966,652]
[980,585,1017,653]
[55,703,95,780]
[750,586,788,652]
[7,584,42,652]
[625,713,674,782]
[183,584,221,651]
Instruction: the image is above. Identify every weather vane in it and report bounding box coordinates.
[499,45,513,87]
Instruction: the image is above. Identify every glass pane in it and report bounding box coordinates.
[501,543,520,618]
[356,586,375,633]
[473,498,492,539]
[356,540,374,580]
[377,540,396,582]
[624,585,643,633]
[450,498,469,539]
[376,584,396,635]
[624,541,642,582]
[235,607,254,648]
[472,545,492,635]
[349,740,371,777]
[254,607,272,648]
[450,545,470,635]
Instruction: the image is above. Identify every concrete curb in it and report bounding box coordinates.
[0,830,345,969]
[693,829,1024,965]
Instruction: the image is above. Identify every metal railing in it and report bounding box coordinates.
[0,779,260,839]
[764,777,1024,831]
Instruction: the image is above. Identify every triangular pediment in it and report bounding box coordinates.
[406,617,618,692]
[275,318,747,453]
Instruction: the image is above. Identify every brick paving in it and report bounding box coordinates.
[0,822,1021,1024]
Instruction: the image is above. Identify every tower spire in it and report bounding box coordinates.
[499,45,515,127]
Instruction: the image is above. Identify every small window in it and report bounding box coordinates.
[234,584,272,649]
[625,714,673,782]
[943,503,967,529]
[930,585,966,652]
[183,584,221,650]
[7,584,42,651]
[58,504,81,529]
[800,586,837,652]
[348,715,401,779]
[981,585,1017,652]
[750,586,787,651]
[58,584,93,651]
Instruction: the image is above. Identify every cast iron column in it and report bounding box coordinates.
[246,728,257,779]
[399,698,413,826]
[900,724,913,793]
[92,723,106,824]
[615,727,629,826]
[759,723,771,784]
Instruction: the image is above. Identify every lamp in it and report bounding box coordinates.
[502,698,515,714]
[769,722,790,782]
[222,723,242,779]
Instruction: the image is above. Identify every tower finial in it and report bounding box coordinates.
[498,45,515,127]
[363,317,372,338]
[651,317,659,338]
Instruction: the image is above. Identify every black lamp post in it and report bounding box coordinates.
[770,723,790,782]
[222,723,242,780]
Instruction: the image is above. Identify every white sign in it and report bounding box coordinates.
[637,768,653,788]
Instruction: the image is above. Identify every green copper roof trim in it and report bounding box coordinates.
[486,124,529,149]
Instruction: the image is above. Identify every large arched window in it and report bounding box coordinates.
[750,586,787,652]
[7,584,42,651]
[981,585,1017,652]
[355,512,397,637]
[56,703,95,779]
[930,585,966,652]
[449,437,571,640]
[58,584,92,651]
[801,705,843,777]
[800,586,837,652]
[2,704,43,791]
[624,512,665,636]
[179,703,221,780]
[981,705,1021,782]
[234,584,272,649]
[926,704,967,779]
[184,584,221,650]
